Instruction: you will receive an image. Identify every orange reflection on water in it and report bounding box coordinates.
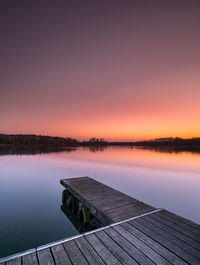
[52,146,200,175]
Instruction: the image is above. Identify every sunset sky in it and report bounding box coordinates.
[1,0,200,140]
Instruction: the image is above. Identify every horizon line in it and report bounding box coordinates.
[1,133,200,143]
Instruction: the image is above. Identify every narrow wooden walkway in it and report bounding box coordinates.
[61,177,155,224]
[1,177,200,264]
[1,209,200,265]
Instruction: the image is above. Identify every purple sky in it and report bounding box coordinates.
[1,0,200,140]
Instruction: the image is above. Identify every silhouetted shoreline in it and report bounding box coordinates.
[0,134,200,155]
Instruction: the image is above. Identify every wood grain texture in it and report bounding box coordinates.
[75,237,104,265]
[112,225,171,265]
[51,244,72,265]
[63,240,88,265]
[95,230,138,265]
[22,253,38,265]
[162,210,200,232]
[143,215,200,259]
[6,258,21,265]
[61,177,155,224]
[85,233,121,265]
[121,221,188,265]
[3,177,200,265]
[102,227,155,265]
[150,212,200,246]
[158,210,200,237]
[130,217,200,265]
[37,248,55,265]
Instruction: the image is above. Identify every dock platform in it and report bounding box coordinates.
[1,177,200,265]
[60,177,155,225]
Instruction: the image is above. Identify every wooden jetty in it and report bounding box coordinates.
[61,176,155,225]
[1,177,200,265]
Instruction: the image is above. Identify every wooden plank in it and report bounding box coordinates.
[75,237,104,265]
[6,258,21,265]
[81,188,134,198]
[22,253,38,265]
[162,210,200,232]
[121,222,188,265]
[150,212,200,246]
[105,201,152,214]
[67,188,119,202]
[130,218,200,265]
[62,180,110,195]
[85,233,121,265]
[51,244,72,265]
[62,177,140,203]
[161,210,200,237]
[62,179,133,203]
[104,201,142,213]
[103,227,155,265]
[106,203,155,222]
[61,177,91,185]
[89,195,138,211]
[95,230,138,265]
[157,211,200,237]
[63,240,88,265]
[89,192,137,202]
[112,225,171,265]
[37,248,55,265]
[62,177,104,187]
[144,215,200,258]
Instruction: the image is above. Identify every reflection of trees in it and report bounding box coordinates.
[134,138,200,154]
[0,146,77,156]
[89,146,107,153]
[1,134,200,155]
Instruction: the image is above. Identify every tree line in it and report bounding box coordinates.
[0,134,79,147]
[0,134,200,150]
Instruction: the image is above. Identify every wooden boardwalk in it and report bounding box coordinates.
[1,209,200,265]
[1,177,200,265]
[60,177,155,225]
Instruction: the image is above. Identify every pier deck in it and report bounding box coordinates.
[1,177,200,265]
[60,177,155,224]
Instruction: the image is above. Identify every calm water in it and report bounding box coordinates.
[0,146,200,258]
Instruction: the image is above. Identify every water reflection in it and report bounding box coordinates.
[135,145,200,154]
[0,146,77,156]
[60,203,101,233]
[60,204,91,233]
[61,189,102,233]
[0,145,108,156]
[1,145,200,156]
[0,146,200,258]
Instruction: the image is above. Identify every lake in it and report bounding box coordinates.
[0,146,200,258]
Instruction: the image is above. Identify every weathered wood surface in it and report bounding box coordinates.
[2,208,200,265]
[1,177,200,265]
[60,177,155,224]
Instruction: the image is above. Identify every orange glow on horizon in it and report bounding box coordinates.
[1,1,200,140]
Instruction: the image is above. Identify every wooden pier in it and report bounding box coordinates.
[1,177,200,265]
[60,176,155,225]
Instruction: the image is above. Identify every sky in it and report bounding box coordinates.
[0,0,200,141]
